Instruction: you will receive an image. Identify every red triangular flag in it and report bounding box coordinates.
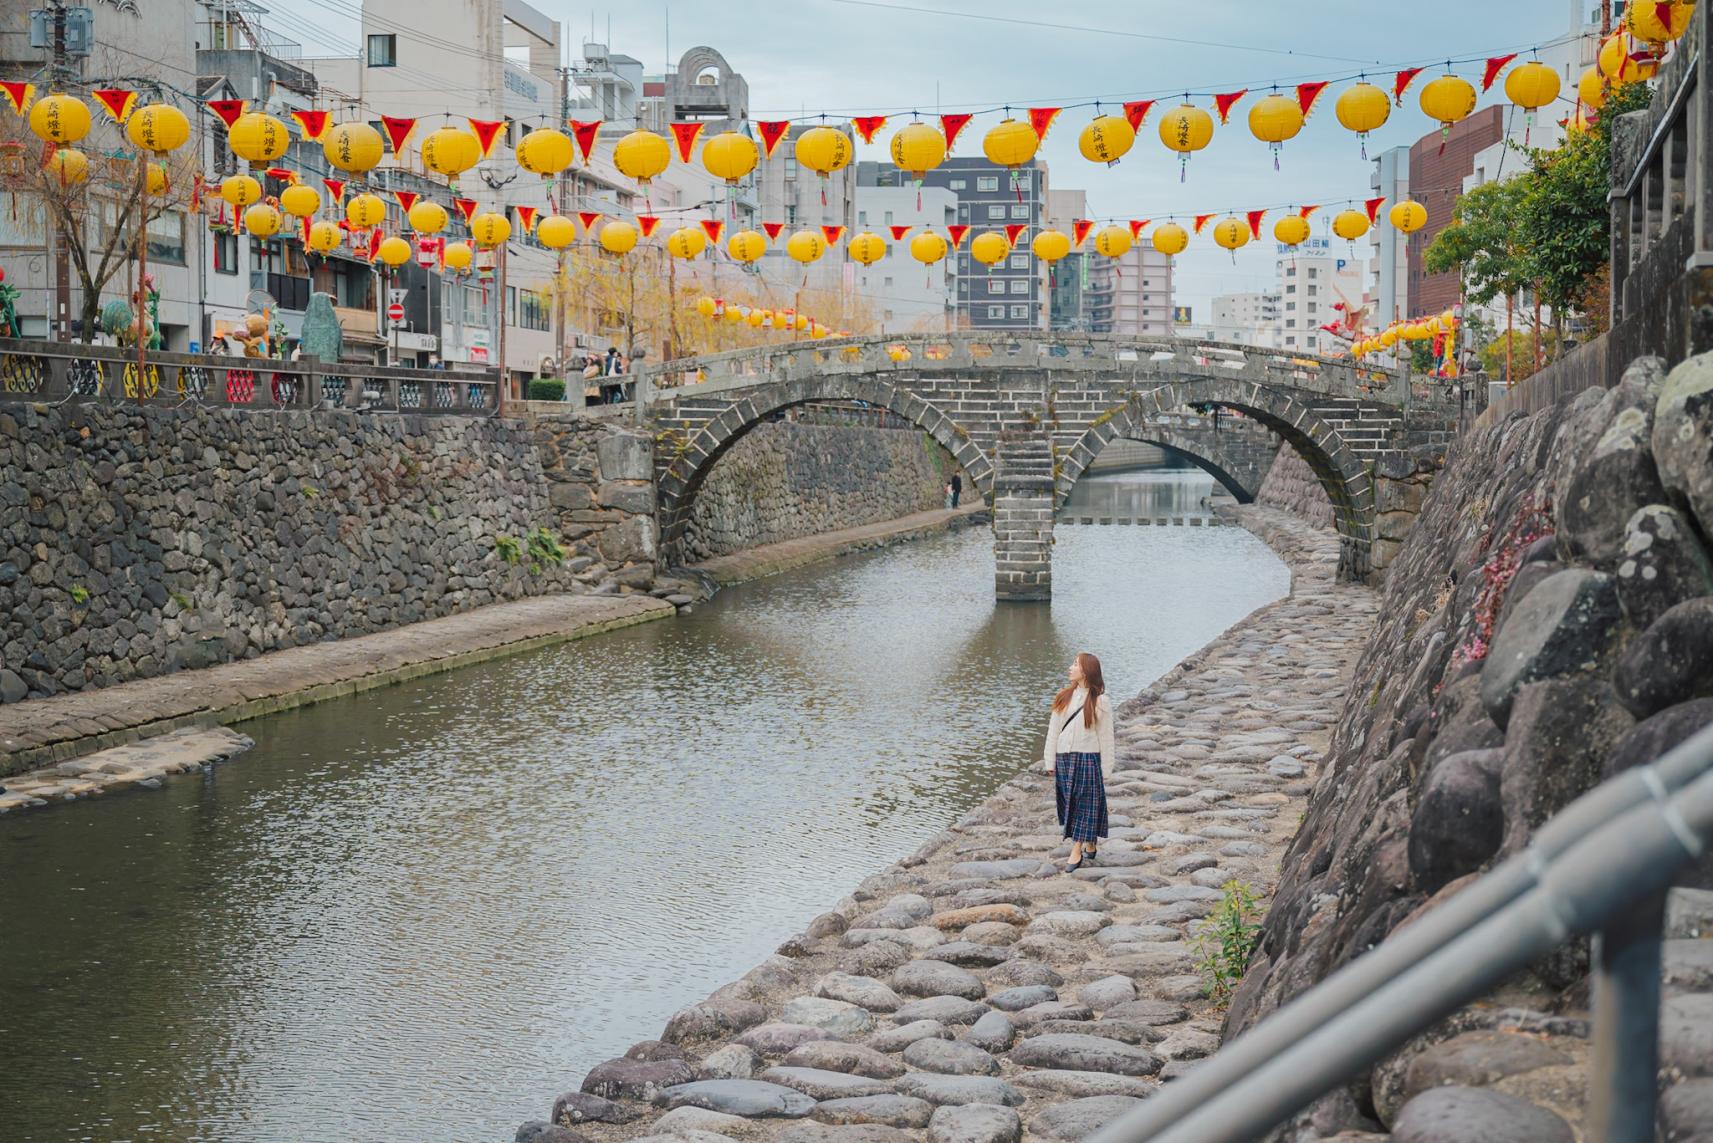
[207,99,247,129]
[0,82,33,116]
[577,211,601,233]
[1246,209,1267,238]
[1295,82,1330,116]
[821,225,846,245]
[1482,54,1519,92]
[761,221,785,240]
[1393,68,1425,105]
[291,109,329,141]
[1211,91,1247,124]
[1003,223,1027,244]
[367,228,383,262]
[1298,204,1321,219]
[394,190,419,214]
[757,121,791,158]
[700,219,724,244]
[669,122,704,163]
[379,115,415,156]
[468,118,504,157]
[265,167,296,184]
[93,88,136,123]
[514,205,537,233]
[1026,107,1061,140]
[452,197,479,224]
[888,224,911,240]
[1127,218,1150,240]
[568,119,602,162]
[637,215,661,237]
[1364,196,1387,224]
[946,224,970,248]
[323,177,346,203]
[940,113,973,151]
[300,216,312,247]
[1071,219,1094,246]
[1193,214,1216,234]
[851,115,888,143]
[1122,100,1155,131]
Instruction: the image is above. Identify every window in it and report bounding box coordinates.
[1009,280,1028,294]
[1307,268,1318,279]
[1009,253,1027,269]
[857,210,867,225]
[1285,265,1297,277]
[1285,284,1296,294]
[949,178,967,190]
[507,286,517,324]
[463,283,487,326]
[1286,302,1297,311]
[1010,304,1028,318]
[518,290,550,332]
[1307,285,1318,296]
[213,231,239,275]
[987,305,1005,318]
[1285,335,1297,346]
[785,203,797,224]
[1286,319,1297,328]
[784,155,798,180]
[987,280,1005,294]
[977,176,998,192]
[987,204,1006,219]
[884,210,893,225]
[367,33,396,66]
[1010,204,1028,219]
[883,276,893,287]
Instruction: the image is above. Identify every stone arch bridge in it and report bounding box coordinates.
[634,333,1458,599]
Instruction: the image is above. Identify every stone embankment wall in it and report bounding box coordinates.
[0,403,658,702]
[1228,352,1713,1140]
[679,421,955,562]
[1255,449,1334,530]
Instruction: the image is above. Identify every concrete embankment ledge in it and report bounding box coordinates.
[524,506,1380,1143]
[689,504,988,587]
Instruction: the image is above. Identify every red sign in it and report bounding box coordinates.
[387,303,405,323]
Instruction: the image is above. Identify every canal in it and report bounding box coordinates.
[0,470,1289,1142]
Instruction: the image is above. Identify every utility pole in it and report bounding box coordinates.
[556,63,581,408]
[49,0,72,341]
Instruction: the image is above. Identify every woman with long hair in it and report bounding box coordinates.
[1043,652,1115,873]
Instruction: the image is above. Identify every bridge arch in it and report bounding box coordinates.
[1057,382,1375,577]
[1091,421,1279,504]
[654,374,993,562]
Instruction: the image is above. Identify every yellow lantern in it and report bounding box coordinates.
[144,162,167,195]
[748,308,768,328]
[421,127,481,177]
[408,200,448,233]
[1441,309,1458,329]
[1389,201,1428,233]
[377,236,412,266]
[701,131,758,184]
[724,305,743,324]
[1158,103,1215,161]
[1402,322,1433,342]
[324,121,385,174]
[1332,209,1371,241]
[910,231,948,265]
[228,112,290,166]
[1579,67,1608,111]
[45,148,88,185]
[1077,114,1136,165]
[1212,217,1250,253]
[612,129,671,184]
[786,229,828,263]
[1380,327,1400,348]
[1504,60,1563,111]
[470,211,511,248]
[307,220,343,254]
[1093,225,1133,258]
[1334,81,1390,151]
[970,231,1011,267]
[280,185,320,218]
[535,214,576,249]
[1426,315,1443,334]
[1599,31,1638,80]
[123,103,190,154]
[695,296,717,318]
[516,128,574,176]
[666,226,707,260]
[221,174,262,207]
[848,231,887,265]
[1274,215,1311,246]
[1631,0,1694,42]
[599,221,638,255]
[345,192,386,228]
[887,344,911,362]
[982,117,1039,167]
[1420,75,1477,129]
[727,229,767,263]
[443,241,474,270]
[1152,222,1189,257]
[812,323,829,339]
[795,126,853,178]
[243,203,282,238]
[793,314,809,331]
[29,93,91,144]
[889,121,947,178]
[1032,229,1071,263]
[1248,92,1305,154]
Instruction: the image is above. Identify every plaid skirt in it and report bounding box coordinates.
[1055,751,1109,842]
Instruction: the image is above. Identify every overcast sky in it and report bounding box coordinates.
[268,0,1585,316]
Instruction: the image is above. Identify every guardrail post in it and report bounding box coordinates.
[1587,890,1667,1143]
[632,367,652,426]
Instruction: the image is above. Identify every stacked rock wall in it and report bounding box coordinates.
[679,421,954,562]
[1227,352,1713,1139]
[0,403,658,702]
[1255,449,1335,530]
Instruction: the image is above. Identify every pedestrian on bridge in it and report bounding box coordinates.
[1043,652,1114,872]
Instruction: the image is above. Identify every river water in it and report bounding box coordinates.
[0,470,1287,1143]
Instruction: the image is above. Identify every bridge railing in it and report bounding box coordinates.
[1086,721,1713,1143]
[0,338,499,415]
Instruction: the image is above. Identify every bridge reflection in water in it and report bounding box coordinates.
[1059,469,1228,527]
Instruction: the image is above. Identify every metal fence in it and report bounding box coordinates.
[1088,721,1713,1143]
[0,338,499,415]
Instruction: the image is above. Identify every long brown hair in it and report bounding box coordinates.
[1052,652,1105,729]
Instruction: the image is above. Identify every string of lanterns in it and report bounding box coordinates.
[690,296,847,340]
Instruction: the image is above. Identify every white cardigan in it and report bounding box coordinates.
[1042,687,1117,778]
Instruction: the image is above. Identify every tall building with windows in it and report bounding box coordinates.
[852,186,957,331]
[1276,239,1367,354]
[1210,293,1281,347]
[1086,247,1175,337]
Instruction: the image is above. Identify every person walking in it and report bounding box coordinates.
[950,472,962,508]
[1043,652,1115,872]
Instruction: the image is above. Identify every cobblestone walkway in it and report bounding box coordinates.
[525,508,1381,1143]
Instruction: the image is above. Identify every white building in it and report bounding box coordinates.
[1209,292,1281,347]
[1368,145,1411,328]
[852,186,956,332]
[1276,239,1367,354]
[1086,246,1175,337]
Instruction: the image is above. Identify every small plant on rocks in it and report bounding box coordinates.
[67,584,88,605]
[525,527,566,566]
[495,535,523,565]
[1195,879,1263,1006]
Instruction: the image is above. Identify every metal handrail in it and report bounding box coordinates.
[1089,722,1713,1143]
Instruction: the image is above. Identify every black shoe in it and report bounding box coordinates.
[1064,859,1084,873]
[1084,848,1098,863]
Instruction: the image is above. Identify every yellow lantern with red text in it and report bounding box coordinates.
[228,113,290,166]
[1093,225,1133,258]
[1274,215,1311,247]
[1332,209,1371,241]
[243,203,282,238]
[408,201,448,234]
[470,212,511,248]
[1152,222,1189,257]
[345,192,385,228]
[787,229,828,264]
[1420,75,1477,129]
[1389,201,1428,234]
[910,231,948,266]
[1078,115,1135,165]
[221,174,262,207]
[516,128,574,176]
[421,127,481,177]
[28,93,90,144]
[666,226,707,260]
[795,126,852,178]
[970,231,1011,267]
[443,241,474,270]
[307,221,343,254]
[848,232,887,265]
[280,185,321,218]
[1032,230,1071,263]
[890,121,947,178]
[1212,217,1250,254]
[323,121,385,174]
[727,229,766,263]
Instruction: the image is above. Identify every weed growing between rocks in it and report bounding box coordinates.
[1195,879,1263,1006]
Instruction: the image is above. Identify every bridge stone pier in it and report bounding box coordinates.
[636,334,1458,599]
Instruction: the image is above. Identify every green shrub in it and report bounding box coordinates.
[528,377,566,401]
[1195,879,1264,1006]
